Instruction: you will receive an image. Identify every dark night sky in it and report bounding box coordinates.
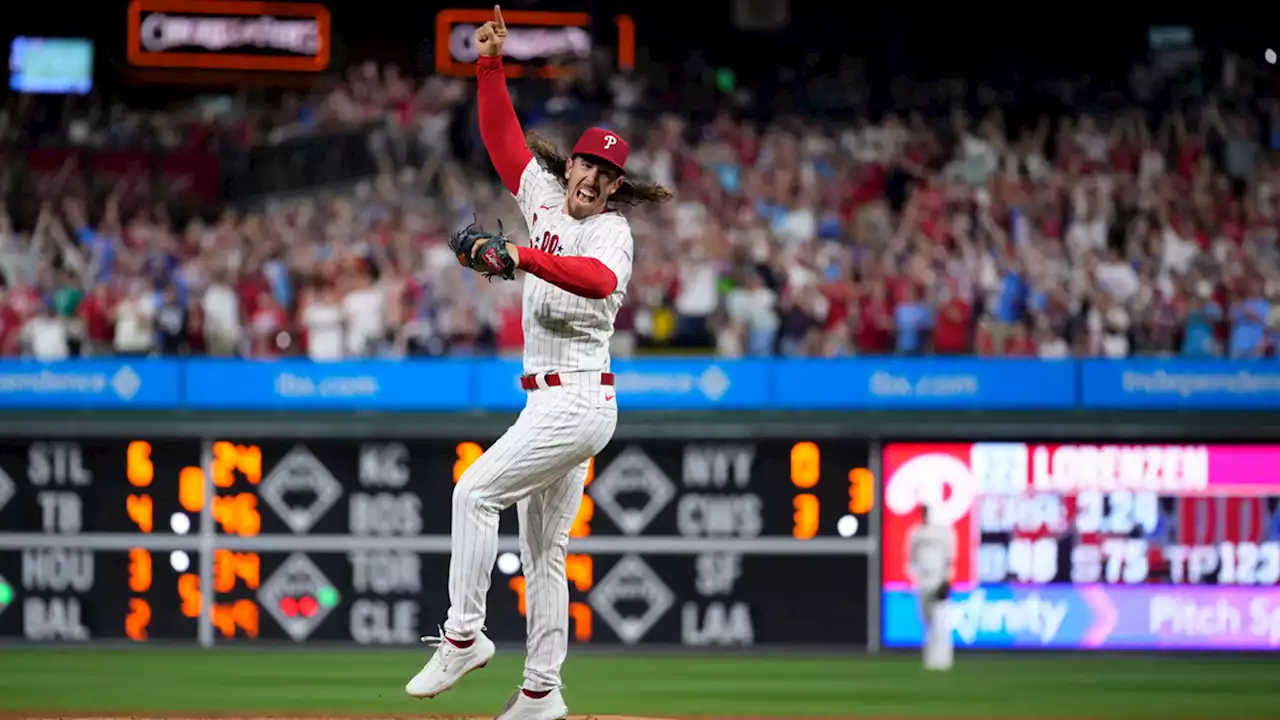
[0,2,1271,94]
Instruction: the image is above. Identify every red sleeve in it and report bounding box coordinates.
[519,247,618,300]
[477,56,534,195]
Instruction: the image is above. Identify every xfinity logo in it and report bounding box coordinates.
[949,589,1068,645]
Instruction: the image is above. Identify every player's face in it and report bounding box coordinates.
[565,156,623,219]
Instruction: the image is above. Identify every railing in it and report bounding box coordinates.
[0,357,1277,411]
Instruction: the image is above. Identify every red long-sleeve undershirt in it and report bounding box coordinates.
[477,55,617,300]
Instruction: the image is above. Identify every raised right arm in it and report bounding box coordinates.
[477,56,534,195]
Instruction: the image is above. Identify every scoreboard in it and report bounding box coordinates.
[880,442,1280,650]
[0,437,875,646]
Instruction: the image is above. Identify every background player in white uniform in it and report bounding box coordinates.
[906,505,957,671]
[405,6,673,720]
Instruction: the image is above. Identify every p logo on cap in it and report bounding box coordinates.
[571,127,630,172]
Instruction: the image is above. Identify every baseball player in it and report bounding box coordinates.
[906,504,957,671]
[404,6,672,720]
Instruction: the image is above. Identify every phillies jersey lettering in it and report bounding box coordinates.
[515,158,633,374]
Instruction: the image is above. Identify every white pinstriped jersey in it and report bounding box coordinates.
[514,158,633,375]
[907,523,956,590]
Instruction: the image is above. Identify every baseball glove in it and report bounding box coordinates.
[450,217,517,281]
[933,582,951,602]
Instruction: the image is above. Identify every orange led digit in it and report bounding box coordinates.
[790,442,820,489]
[211,441,237,487]
[570,496,594,538]
[213,493,262,536]
[848,468,874,514]
[793,494,819,539]
[454,442,484,483]
[509,576,527,615]
[127,441,154,487]
[566,554,594,591]
[178,574,201,617]
[238,444,263,484]
[237,552,261,589]
[127,494,154,533]
[125,598,151,641]
[213,604,235,638]
[212,601,259,638]
[179,466,205,511]
[213,550,262,589]
[128,548,152,592]
[238,494,262,535]
[568,602,592,642]
[213,550,235,592]
[232,599,259,638]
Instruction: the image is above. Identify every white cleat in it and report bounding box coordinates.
[493,687,568,720]
[404,627,496,699]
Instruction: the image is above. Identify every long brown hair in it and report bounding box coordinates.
[526,131,674,209]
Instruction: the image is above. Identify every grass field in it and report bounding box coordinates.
[0,647,1277,719]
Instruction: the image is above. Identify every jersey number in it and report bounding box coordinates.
[538,232,561,255]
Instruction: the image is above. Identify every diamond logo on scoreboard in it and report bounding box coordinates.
[589,446,676,535]
[0,466,14,514]
[259,445,344,533]
[588,554,674,644]
[258,553,340,641]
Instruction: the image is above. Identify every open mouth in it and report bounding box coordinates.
[575,186,598,204]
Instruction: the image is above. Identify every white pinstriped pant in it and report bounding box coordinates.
[445,371,617,691]
[919,585,953,669]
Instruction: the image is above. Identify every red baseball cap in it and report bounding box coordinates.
[571,127,629,174]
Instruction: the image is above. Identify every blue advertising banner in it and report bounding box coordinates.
[1080,359,1280,410]
[0,357,1277,412]
[471,358,772,410]
[0,360,180,409]
[183,360,470,411]
[774,358,1076,410]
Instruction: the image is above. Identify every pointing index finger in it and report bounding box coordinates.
[493,5,505,30]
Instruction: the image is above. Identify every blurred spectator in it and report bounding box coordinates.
[342,266,385,358]
[721,271,779,357]
[156,285,190,355]
[0,54,1278,364]
[302,282,345,362]
[22,302,69,361]
[202,271,241,357]
[1229,281,1270,359]
[112,279,156,356]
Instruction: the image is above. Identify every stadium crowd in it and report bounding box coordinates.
[2,59,1280,362]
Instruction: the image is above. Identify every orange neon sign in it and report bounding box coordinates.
[126,0,331,72]
[435,9,634,79]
